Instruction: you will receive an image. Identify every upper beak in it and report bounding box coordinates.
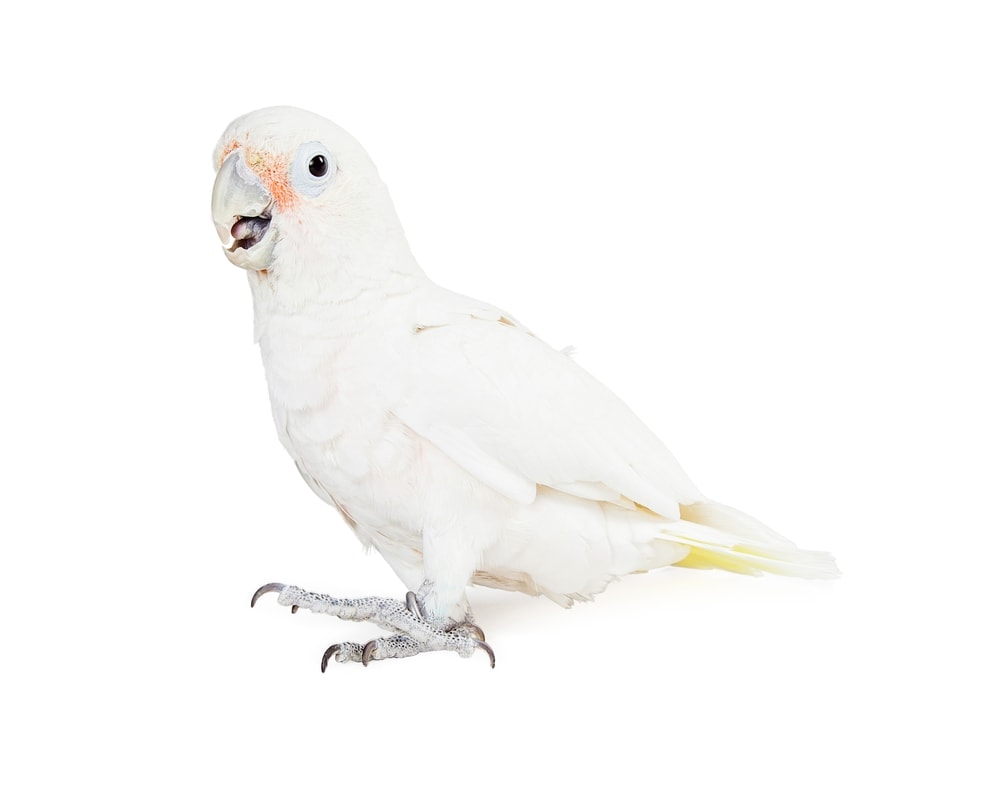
[212,150,276,269]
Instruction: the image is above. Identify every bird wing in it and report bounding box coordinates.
[395,290,704,520]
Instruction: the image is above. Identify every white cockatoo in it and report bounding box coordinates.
[211,107,837,669]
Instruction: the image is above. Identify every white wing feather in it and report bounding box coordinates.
[396,290,703,520]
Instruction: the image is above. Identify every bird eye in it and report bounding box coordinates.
[290,141,337,198]
[308,155,328,177]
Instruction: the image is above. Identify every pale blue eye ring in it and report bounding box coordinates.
[290,141,336,198]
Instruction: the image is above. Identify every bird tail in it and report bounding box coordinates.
[657,501,840,579]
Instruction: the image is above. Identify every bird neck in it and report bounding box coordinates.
[249,219,428,308]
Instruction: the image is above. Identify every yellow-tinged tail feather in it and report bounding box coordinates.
[663,501,840,579]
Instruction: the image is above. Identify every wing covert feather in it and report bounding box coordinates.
[395,294,703,519]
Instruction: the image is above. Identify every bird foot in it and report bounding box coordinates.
[250,583,495,670]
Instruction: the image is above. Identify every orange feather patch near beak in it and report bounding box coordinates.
[219,139,296,212]
[219,138,242,164]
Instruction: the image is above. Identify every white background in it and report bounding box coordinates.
[3,2,997,797]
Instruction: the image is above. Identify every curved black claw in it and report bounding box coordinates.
[361,640,378,667]
[321,644,340,673]
[405,591,423,619]
[250,582,286,608]
[473,639,496,669]
[291,605,299,614]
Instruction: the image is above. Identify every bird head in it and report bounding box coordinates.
[211,106,412,286]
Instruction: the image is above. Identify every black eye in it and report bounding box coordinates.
[308,154,328,177]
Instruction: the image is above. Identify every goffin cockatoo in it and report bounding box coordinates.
[211,106,837,669]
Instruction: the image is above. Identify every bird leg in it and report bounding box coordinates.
[250,583,495,670]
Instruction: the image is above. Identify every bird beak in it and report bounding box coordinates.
[212,149,277,270]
